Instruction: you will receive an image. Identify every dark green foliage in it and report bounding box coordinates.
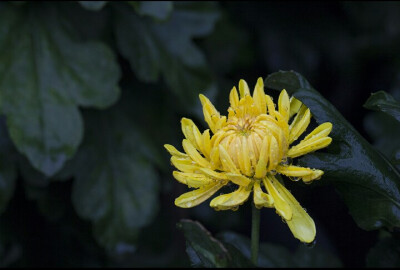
[0,1,400,267]
[265,71,400,231]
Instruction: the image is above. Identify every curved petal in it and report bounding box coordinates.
[210,186,251,210]
[173,171,213,188]
[239,79,251,98]
[164,144,188,158]
[253,181,274,209]
[271,178,316,243]
[288,122,332,158]
[229,86,240,108]
[276,165,324,183]
[253,77,266,114]
[278,89,290,123]
[175,181,226,208]
[171,156,200,173]
[289,96,302,119]
[182,139,211,168]
[289,106,311,144]
[263,176,292,220]
[199,94,221,134]
[225,173,252,186]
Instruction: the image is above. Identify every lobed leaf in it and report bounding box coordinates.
[0,2,120,176]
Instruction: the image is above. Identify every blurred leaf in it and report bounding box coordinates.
[177,219,254,268]
[68,105,159,252]
[78,1,107,11]
[0,118,17,214]
[366,237,400,267]
[0,2,121,176]
[113,1,218,108]
[0,225,21,268]
[265,70,400,231]
[218,231,342,267]
[364,112,400,164]
[364,91,400,123]
[131,1,173,21]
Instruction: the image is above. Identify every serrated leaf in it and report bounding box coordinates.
[265,70,400,231]
[218,231,342,267]
[0,118,17,215]
[78,1,107,11]
[114,1,218,108]
[0,2,121,176]
[131,1,173,21]
[364,91,400,123]
[178,219,254,268]
[70,105,159,252]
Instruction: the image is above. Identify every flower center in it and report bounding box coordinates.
[212,112,288,178]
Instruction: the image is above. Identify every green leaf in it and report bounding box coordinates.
[364,112,400,164]
[0,2,121,176]
[364,91,400,123]
[177,219,254,268]
[366,237,400,267]
[131,1,173,21]
[113,2,218,108]
[218,231,342,267]
[0,118,17,215]
[265,70,400,231]
[78,1,107,11]
[69,105,159,252]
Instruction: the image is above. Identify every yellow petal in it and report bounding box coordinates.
[278,89,290,123]
[225,173,252,186]
[272,178,316,243]
[171,156,200,173]
[301,169,324,183]
[268,136,279,171]
[253,181,273,209]
[276,165,324,183]
[289,96,302,119]
[276,165,316,177]
[304,122,332,141]
[219,145,240,173]
[181,118,200,150]
[202,129,211,158]
[255,136,269,178]
[263,176,292,220]
[239,79,250,98]
[164,144,188,158]
[240,136,252,176]
[175,182,226,208]
[253,77,266,114]
[182,139,211,169]
[289,106,311,144]
[229,86,240,108]
[173,171,213,188]
[288,137,332,158]
[265,94,276,117]
[199,94,221,134]
[210,186,251,210]
[209,147,221,169]
[199,167,228,180]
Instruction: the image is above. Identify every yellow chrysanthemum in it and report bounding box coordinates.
[164,78,332,243]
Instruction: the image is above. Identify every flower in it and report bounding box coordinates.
[164,78,332,243]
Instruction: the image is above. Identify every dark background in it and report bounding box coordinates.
[2,1,400,267]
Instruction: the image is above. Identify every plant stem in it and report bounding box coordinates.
[251,203,260,265]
